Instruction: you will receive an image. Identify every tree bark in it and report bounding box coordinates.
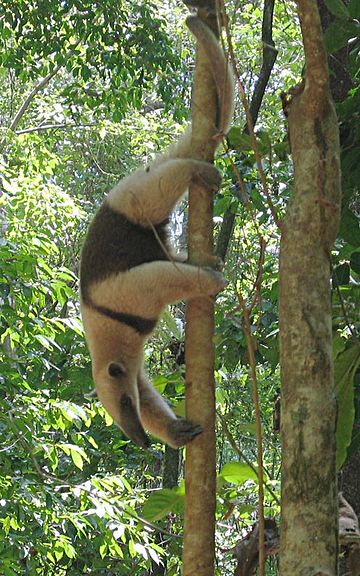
[279,0,341,574]
[183,5,220,576]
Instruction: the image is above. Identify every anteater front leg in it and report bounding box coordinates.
[89,261,227,319]
[138,371,202,448]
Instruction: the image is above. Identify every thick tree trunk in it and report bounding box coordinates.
[279,0,341,573]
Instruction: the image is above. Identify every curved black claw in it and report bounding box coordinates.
[167,418,203,448]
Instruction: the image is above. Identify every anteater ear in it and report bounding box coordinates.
[108,362,126,378]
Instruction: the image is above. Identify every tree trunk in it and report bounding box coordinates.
[183,5,220,576]
[279,0,341,573]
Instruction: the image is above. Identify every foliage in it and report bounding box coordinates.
[0,0,359,574]
[0,0,184,121]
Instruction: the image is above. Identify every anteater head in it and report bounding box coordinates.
[92,361,150,449]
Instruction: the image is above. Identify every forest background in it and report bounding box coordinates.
[0,0,359,574]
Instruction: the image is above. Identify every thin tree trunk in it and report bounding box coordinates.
[279,0,341,573]
[183,5,220,576]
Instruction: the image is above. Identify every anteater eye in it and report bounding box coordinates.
[108,362,126,379]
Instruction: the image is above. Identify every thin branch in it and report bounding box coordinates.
[0,41,81,152]
[16,123,97,135]
[220,416,280,506]
[5,413,181,540]
[183,4,222,576]
[247,0,278,129]
[237,294,266,576]
[215,0,278,261]
[222,3,280,228]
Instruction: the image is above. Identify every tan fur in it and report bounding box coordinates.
[107,158,221,223]
[80,16,234,449]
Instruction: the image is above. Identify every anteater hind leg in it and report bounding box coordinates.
[106,158,221,226]
[138,371,202,448]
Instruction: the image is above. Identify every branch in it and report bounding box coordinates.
[247,0,278,130]
[5,413,181,540]
[16,123,96,135]
[223,2,280,228]
[215,0,278,261]
[0,42,80,152]
[183,3,220,576]
[0,68,60,153]
[220,416,281,506]
[237,293,266,576]
[231,519,279,576]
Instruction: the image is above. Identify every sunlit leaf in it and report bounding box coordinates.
[220,462,259,485]
[142,488,184,521]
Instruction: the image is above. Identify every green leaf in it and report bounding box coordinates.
[57,443,89,470]
[142,487,184,521]
[4,566,17,576]
[335,343,360,469]
[237,422,257,436]
[350,252,360,274]
[227,127,252,151]
[323,0,349,19]
[63,540,76,559]
[70,450,83,470]
[99,542,108,559]
[220,461,259,484]
[332,263,350,286]
[324,21,359,53]
[348,0,360,17]
[338,208,360,246]
[161,309,182,339]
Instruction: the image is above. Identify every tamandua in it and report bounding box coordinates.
[80,16,234,449]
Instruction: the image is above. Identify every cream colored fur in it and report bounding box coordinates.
[80,15,234,448]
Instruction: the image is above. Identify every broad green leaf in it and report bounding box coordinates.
[332,263,350,286]
[63,540,76,559]
[142,488,184,521]
[349,0,360,17]
[4,566,17,576]
[237,422,257,436]
[338,208,360,246]
[335,343,360,469]
[161,309,182,339]
[325,21,360,53]
[220,461,259,484]
[227,127,252,151]
[350,252,360,274]
[128,539,136,558]
[57,443,89,470]
[99,542,108,559]
[324,0,349,19]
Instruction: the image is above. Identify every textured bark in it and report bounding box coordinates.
[183,5,219,576]
[279,0,341,574]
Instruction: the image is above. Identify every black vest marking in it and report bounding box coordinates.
[92,303,157,335]
[80,202,169,301]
